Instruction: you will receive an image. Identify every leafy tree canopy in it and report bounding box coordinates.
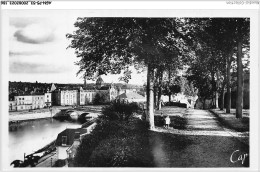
[66,18,204,81]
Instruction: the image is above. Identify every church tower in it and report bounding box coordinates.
[96,76,104,89]
[50,83,56,92]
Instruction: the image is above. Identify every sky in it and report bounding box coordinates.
[8,11,146,85]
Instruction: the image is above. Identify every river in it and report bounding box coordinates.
[9,118,82,165]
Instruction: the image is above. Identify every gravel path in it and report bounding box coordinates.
[150,107,249,167]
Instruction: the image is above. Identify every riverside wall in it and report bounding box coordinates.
[9,108,62,123]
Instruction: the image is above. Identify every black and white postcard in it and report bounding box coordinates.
[0,1,259,171]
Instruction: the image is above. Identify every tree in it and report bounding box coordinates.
[210,18,249,116]
[187,61,213,109]
[162,78,181,101]
[67,18,196,129]
[93,92,109,105]
[235,18,250,118]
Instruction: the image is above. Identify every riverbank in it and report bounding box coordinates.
[9,105,103,122]
[33,118,98,167]
[9,107,62,122]
[9,111,53,123]
[9,117,82,166]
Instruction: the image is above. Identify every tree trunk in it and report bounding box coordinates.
[211,71,216,108]
[220,90,224,110]
[157,71,163,110]
[226,50,233,113]
[236,40,243,118]
[154,86,157,109]
[158,91,162,110]
[146,64,155,129]
[203,98,206,110]
[220,69,226,110]
[220,85,226,110]
[215,71,220,109]
[215,92,219,109]
[168,93,171,103]
[168,67,171,103]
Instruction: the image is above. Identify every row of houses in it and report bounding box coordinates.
[9,87,116,111]
[9,78,145,111]
[9,92,52,111]
[52,84,119,106]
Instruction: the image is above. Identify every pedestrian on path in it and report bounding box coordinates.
[165,115,170,129]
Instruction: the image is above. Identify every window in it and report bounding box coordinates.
[47,95,49,98]
[74,132,80,140]
[62,136,67,146]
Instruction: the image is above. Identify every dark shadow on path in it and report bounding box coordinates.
[148,130,249,167]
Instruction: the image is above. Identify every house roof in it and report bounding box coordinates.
[116,92,145,99]
[99,86,110,90]
[60,88,80,91]
[96,76,104,84]
[55,128,88,147]
[15,92,45,96]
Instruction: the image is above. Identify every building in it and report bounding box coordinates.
[15,95,33,111]
[31,94,45,109]
[79,79,119,106]
[11,93,51,111]
[55,128,88,160]
[79,85,118,105]
[53,89,80,106]
[55,119,97,162]
[117,84,143,95]
[50,83,57,92]
[96,76,104,89]
[116,92,146,103]
[9,101,16,111]
[44,92,52,107]
[79,88,96,105]
[96,84,118,102]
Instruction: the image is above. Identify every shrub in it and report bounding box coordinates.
[73,120,116,167]
[164,101,187,108]
[93,92,109,105]
[53,159,66,167]
[73,119,154,167]
[101,101,141,121]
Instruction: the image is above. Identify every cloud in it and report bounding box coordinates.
[10,18,42,28]
[9,51,43,57]
[14,23,55,44]
[10,61,69,74]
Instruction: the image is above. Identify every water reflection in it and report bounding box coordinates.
[9,118,81,164]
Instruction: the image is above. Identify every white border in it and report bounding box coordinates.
[1,1,259,10]
[1,1,259,172]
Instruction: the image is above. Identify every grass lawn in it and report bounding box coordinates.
[210,109,249,132]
